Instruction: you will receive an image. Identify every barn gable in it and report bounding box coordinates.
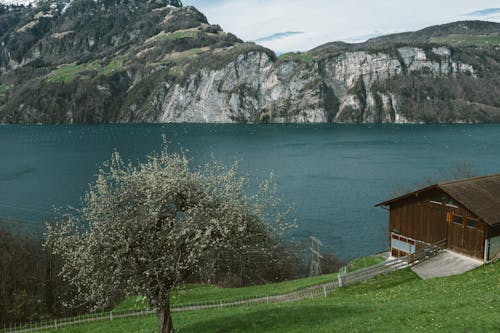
[377,173,500,227]
[439,174,500,227]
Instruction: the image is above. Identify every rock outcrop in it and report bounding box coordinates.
[0,1,499,124]
[151,46,479,124]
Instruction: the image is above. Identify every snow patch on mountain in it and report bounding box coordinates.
[0,0,38,5]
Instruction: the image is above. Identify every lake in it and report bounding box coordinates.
[1,124,500,260]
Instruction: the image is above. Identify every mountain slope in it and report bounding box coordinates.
[312,21,500,52]
[0,1,499,124]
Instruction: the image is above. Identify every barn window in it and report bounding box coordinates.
[453,215,463,225]
[467,219,477,228]
[446,198,459,208]
[429,194,445,205]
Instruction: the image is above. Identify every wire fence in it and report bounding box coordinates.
[0,280,341,333]
[0,256,416,333]
[338,257,408,287]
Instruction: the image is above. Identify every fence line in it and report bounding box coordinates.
[337,257,407,287]
[407,239,446,265]
[338,239,446,288]
[1,255,423,333]
[0,282,338,333]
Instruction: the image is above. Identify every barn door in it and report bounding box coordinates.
[428,202,447,243]
[447,214,464,250]
[447,214,484,259]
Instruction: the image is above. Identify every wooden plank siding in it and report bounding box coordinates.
[488,225,500,238]
[389,189,487,260]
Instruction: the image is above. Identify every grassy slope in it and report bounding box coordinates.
[278,52,314,63]
[115,272,339,311]
[46,60,124,83]
[146,30,199,44]
[116,256,381,311]
[0,84,13,107]
[348,255,385,272]
[42,260,499,332]
[430,34,500,46]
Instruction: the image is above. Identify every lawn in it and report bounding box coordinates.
[116,255,383,311]
[115,271,340,311]
[348,255,385,272]
[41,260,500,332]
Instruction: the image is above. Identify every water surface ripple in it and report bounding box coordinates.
[1,124,499,260]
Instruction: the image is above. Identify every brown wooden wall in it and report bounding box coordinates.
[389,189,487,259]
[389,190,447,244]
[488,225,500,238]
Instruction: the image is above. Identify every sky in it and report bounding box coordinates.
[185,0,500,54]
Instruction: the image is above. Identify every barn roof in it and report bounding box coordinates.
[376,173,500,227]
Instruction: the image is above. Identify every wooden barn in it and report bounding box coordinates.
[377,173,500,262]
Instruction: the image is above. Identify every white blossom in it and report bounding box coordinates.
[45,144,294,333]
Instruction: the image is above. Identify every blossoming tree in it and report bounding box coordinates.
[45,145,292,333]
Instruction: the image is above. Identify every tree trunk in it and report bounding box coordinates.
[157,301,174,333]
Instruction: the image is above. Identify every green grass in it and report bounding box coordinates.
[278,52,314,63]
[146,30,198,44]
[0,83,13,98]
[42,261,500,332]
[100,59,124,76]
[348,255,386,272]
[430,34,500,46]
[146,48,207,71]
[115,272,339,311]
[0,84,13,109]
[46,59,124,83]
[0,84,13,94]
[168,47,207,62]
[46,62,100,83]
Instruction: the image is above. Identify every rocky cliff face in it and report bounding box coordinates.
[0,1,499,124]
[148,46,480,124]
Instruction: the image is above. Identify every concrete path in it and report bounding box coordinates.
[411,250,483,279]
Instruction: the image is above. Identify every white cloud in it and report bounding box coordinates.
[186,0,500,53]
[254,31,304,43]
[465,8,500,16]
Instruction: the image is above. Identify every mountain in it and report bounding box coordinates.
[0,1,36,5]
[0,1,499,124]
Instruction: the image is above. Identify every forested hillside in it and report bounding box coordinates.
[0,1,499,123]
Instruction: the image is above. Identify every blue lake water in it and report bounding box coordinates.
[1,124,500,260]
